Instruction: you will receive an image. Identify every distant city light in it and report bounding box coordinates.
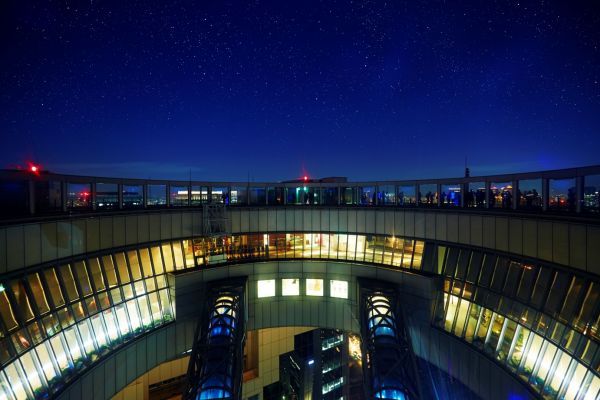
[303,175,308,181]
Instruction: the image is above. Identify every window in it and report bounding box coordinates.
[330,280,348,299]
[466,182,486,208]
[170,185,189,206]
[518,179,542,210]
[441,184,461,207]
[122,184,143,208]
[397,185,416,206]
[306,279,324,296]
[282,279,300,296]
[191,185,209,205]
[377,185,396,205]
[549,178,576,211]
[418,183,437,206]
[257,280,276,298]
[490,182,512,209]
[583,174,600,212]
[147,184,166,206]
[249,187,266,205]
[67,183,91,209]
[96,183,118,209]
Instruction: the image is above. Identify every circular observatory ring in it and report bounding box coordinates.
[0,165,599,400]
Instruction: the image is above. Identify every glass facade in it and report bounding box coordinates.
[0,244,179,399]
[430,242,600,400]
[0,227,598,398]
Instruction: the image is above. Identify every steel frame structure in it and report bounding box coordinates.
[359,278,423,400]
[185,278,247,400]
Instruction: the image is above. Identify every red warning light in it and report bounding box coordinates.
[28,163,41,175]
[303,175,308,182]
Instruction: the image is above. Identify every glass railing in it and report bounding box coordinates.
[1,165,599,219]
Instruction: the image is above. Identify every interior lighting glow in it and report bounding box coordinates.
[257,280,276,298]
[330,280,348,299]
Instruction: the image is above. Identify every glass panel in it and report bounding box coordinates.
[490,181,513,209]
[545,271,570,315]
[147,184,167,206]
[50,332,72,372]
[490,258,509,293]
[322,187,338,205]
[10,280,34,322]
[139,248,154,277]
[508,325,530,370]
[441,184,461,207]
[58,265,79,303]
[357,186,375,206]
[330,280,348,299]
[191,185,209,205]
[211,186,229,204]
[102,308,120,342]
[248,187,266,205]
[101,255,118,288]
[66,182,91,209]
[127,251,142,281]
[114,253,131,284]
[137,297,152,328]
[89,313,108,350]
[257,280,275,298]
[397,185,416,206]
[122,184,143,208]
[267,187,284,205]
[518,179,543,210]
[96,182,119,210]
[63,326,83,364]
[151,247,165,274]
[170,185,189,206]
[34,180,62,212]
[549,178,576,211]
[87,258,105,292]
[466,181,486,207]
[172,242,185,270]
[418,183,437,206]
[0,290,18,331]
[73,261,92,297]
[229,186,247,205]
[341,187,356,205]
[148,292,163,323]
[306,279,323,296]
[26,274,50,315]
[377,185,395,205]
[77,319,96,355]
[282,279,300,296]
[36,340,59,383]
[4,360,31,399]
[583,174,600,212]
[161,244,175,272]
[126,300,142,332]
[517,263,538,303]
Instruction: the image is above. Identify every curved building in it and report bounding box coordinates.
[0,165,599,400]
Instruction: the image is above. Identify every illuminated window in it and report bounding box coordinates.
[306,279,323,296]
[330,280,348,299]
[282,279,300,296]
[257,280,276,298]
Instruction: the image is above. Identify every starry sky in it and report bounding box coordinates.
[1,1,599,181]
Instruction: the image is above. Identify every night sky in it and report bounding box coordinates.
[1,1,599,181]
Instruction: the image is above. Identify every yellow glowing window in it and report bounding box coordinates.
[257,280,276,298]
[330,280,349,299]
[306,279,324,296]
[282,279,300,296]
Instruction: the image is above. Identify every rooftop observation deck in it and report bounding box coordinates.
[1,165,599,222]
